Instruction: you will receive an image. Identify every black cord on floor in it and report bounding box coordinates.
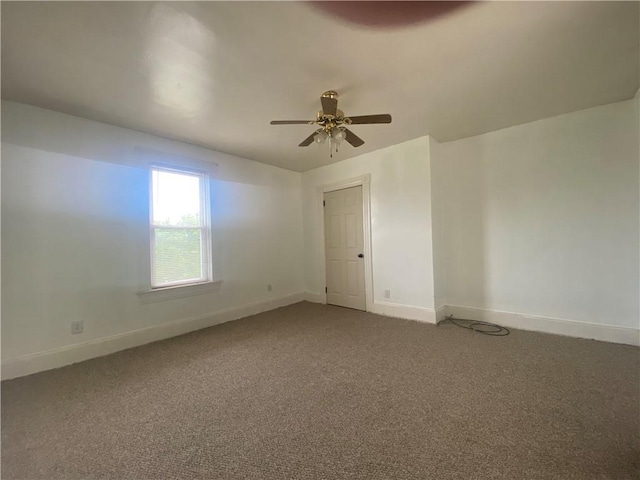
[438,315,510,336]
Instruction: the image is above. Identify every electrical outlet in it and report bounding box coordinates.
[267,284,272,292]
[384,290,391,299]
[71,321,84,335]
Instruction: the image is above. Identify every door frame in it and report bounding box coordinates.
[317,174,373,312]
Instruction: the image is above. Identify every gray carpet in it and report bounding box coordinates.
[2,302,639,479]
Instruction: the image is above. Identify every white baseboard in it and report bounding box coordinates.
[303,292,326,304]
[13,296,632,381]
[445,304,640,346]
[370,301,436,324]
[435,305,449,323]
[303,292,436,324]
[1,293,306,380]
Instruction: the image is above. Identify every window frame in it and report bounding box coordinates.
[149,164,212,290]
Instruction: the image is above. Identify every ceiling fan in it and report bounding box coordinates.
[270,91,392,156]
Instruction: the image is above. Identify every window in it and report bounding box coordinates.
[150,166,211,288]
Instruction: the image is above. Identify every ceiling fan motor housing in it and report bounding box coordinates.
[270,90,391,149]
[317,109,346,123]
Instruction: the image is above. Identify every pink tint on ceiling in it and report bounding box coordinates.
[311,1,471,28]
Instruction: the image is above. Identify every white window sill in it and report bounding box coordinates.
[137,280,223,304]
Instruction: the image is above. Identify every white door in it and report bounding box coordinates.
[324,186,366,311]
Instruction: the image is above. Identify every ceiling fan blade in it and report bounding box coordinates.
[298,131,318,147]
[320,96,338,117]
[347,114,392,124]
[344,128,365,147]
[271,120,315,125]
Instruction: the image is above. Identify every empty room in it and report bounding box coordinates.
[1,1,638,479]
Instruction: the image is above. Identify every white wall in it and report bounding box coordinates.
[301,137,436,320]
[431,98,639,330]
[1,101,304,376]
[3,95,638,378]
[428,136,447,311]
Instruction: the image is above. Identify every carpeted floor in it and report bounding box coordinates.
[2,302,639,479]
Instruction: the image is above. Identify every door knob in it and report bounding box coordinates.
[357,253,364,258]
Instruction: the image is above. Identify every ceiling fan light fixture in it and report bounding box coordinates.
[315,130,328,144]
[270,91,392,156]
[332,128,346,144]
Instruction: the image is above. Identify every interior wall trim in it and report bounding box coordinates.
[370,301,437,324]
[303,292,326,304]
[1,293,306,380]
[5,298,635,381]
[442,304,640,346]
[307,295,638,346]
[435,305,449,323]
[316,174,374,312]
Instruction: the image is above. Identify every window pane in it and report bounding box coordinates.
[152,169,201,226]
[153,228,204,285]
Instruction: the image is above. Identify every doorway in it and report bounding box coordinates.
[323,185,366,310]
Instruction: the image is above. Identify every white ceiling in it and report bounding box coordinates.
[2,1,638,172]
